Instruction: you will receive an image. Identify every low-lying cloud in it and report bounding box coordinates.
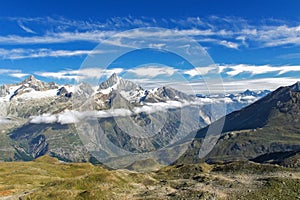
[30,101,193,125]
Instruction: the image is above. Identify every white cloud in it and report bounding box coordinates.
[42,29,210,46]
[0,48,107,60]
[30,101,191,125]
[0,69,29,79]
[35,68,124,80]
[79,68,124,79]
[133,101,188,114]
[35,71,77,80]
[127,66,178,77]
[221,78,300,92]
[186,77,300,94]
[255,25,300,47]
[0,69,21,74]
[10,73,30,79]
[57,111,79,124]
[30,113,57,124]
[148,43,166,49]
[184,66,218,77]
[30,109,133,125]
[17,20,36,34]
[219,64,300,76]
[219,40,239,49]
[0,30,116,45]
[1,16,300,49]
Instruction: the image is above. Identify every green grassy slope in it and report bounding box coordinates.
[0,156,299,199]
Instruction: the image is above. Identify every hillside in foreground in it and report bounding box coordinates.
[0,155,299,200]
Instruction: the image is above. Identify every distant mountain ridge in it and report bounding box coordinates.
[196,89,271,116]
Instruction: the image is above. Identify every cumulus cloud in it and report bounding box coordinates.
[30,113,57,124]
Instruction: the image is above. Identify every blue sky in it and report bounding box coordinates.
[0,0,300,93]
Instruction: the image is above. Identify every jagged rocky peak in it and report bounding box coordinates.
[19,75,58,91]
[57,87,72,98]
[241,89,256,96]
[290,81,300,92]
[110,72,119,81]
[21,75,37,84]
[99,73,120,89]
[8,75,59,100]
[154,86,194,101]
[98,73,142,92]
[239,89,271,98]
[0,84,10,97]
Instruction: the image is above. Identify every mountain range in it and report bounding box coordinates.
[0,74,206,163]
[1,74,297,168]
[0,74,270,124]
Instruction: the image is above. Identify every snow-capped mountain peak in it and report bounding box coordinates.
[98,73,142,95]
[21,75,38,84]
[97,74,195,104]
[0,75,75,102]
[8,75,58,100]
[98,73,120,90]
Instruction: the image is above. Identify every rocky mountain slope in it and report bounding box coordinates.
[180,81,300,164]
